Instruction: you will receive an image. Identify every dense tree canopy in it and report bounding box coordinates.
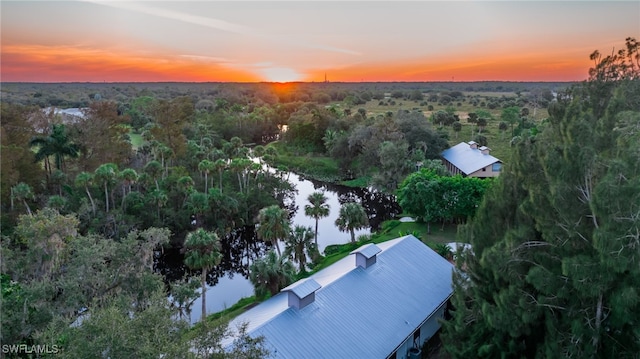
[397,169,490,232]
[2,208,269,358]
[0,46,596,359]
[442,38,640,358]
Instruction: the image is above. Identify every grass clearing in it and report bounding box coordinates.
[340,176,371,188]
[187,296,259,337]
[128,132,143,150]
[348,97,549,164]
[267,141,341,181]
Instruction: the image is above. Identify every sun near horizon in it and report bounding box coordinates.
[0,44,601,83]
[1,1,638,83]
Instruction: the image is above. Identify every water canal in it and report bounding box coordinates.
[155,171,400,324]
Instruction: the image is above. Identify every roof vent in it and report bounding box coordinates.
[351,244,382,269]
[468,141,478,149]
[479,146,491,155]
[282,278,322,310]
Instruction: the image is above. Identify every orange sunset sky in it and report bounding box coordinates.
[1,1,639,83]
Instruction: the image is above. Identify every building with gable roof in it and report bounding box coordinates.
[224,235,454,359]
[441,141,502,177]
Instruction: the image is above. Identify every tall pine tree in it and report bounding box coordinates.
[442,38,640,358]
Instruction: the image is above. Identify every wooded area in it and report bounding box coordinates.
[1,37,638,358]
[442,37,640,358]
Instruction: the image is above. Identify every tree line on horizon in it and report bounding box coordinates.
[0,37,636,358]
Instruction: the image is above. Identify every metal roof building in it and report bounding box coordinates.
[441,141,502,177]
[225,235,454,359]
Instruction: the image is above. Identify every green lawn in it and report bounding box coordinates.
[314,220,459,272]
[266,141,341,181]
[128,132,143,150]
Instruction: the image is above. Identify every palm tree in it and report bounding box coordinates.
[50,169,67,196]
[197,160,214,193]
[283,225,315,273]
[249,251,295,298]
[119,168,138,195]
[148,188,168,222]
[29,124,79,175]
[213,158,227,193]
[184,228,222,323]
[229,158,252,194]
[304,191,330,248]
[186,191,209,228]
[335,202,369,243]
[144,160,163,190]
[156,143,173,176]
[257,205,290,256]
[11,182,34,216]
[47,195,67,212]
[75,172,96,215]
[263,145,278,163]
[252,145,265,166]
[177,175,195,206]
[94,163,118,213]
[119,168,138,210]
[229,136,244,157]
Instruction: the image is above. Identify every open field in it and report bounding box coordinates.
[341,95,550,164]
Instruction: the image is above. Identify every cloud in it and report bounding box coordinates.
[83,0,252,34]
[0,43,261,82]
[179,55,232,64]
[81,0,360,56]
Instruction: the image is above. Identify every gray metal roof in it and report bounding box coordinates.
[350,243,381,259]
[225,235,454,358]
[282,278,321,298]
[441,142,501,175]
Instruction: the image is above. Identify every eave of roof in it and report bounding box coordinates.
[226,236,454,358]
[441,142,501,175]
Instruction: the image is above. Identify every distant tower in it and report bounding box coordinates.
[324,73,328,83]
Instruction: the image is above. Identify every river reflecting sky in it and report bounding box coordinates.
[157,170,400,324]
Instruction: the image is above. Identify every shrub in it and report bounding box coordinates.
[434,243,453,260]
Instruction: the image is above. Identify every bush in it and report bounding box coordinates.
[433,243,453,260]
[323,244,342,256]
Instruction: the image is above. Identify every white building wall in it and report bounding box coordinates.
[419,305,446,343]
[386,302,448,359]
[468,163,501,178]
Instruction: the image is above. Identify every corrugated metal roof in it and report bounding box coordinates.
[225,235,454,358]
[350,243,381,259]
[282,278,321,298]
[441,142,501,175]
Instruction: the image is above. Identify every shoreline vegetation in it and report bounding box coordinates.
[194,216,459,330]
[0,80,567,356]
[4,37,638,356]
